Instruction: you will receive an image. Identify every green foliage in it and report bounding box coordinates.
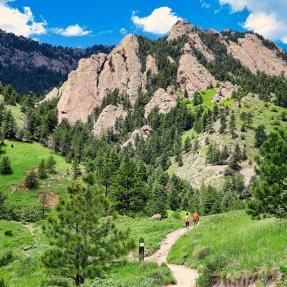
[24,170,38,189]
[199,185,221,215]
[38,159,47,179]
[248,129,287,219]
[254,124,267,148]
[0,156,12,175]
[42,183,134,286]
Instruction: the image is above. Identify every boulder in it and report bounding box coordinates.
[144,86,179,118]
[213,82,238,102]
[151,214,162,221]
[122,125,153,148]
[93,104,128,136]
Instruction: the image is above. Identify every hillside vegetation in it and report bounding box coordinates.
[167,211,287,286]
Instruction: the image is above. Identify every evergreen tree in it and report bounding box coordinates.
[254,124,267,147]
[46,156,56,174]
[184,137,192,153]
[219,114,227,134]
[248,129,287,219]
[38,159,47,179]
[2,111,17,139]
[25,170,38,189]
[111,158,147,214]
[72,161,81,179]
[0,189,8,219]
[199,185,221,215]
[147,181,167,217]
[229,113,237,138]
[42,183,133,286]
[0,157,12,175]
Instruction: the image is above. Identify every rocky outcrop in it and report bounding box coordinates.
[93,105,128,136]
[145,55,158,76]
[177,52,216,97]
[145,86,179,118]
[213,82,238,102]
[38,87,60,105]
[226,33,287,76]
[168,20,214,62]
[43,34,147,124]
[122,125,152,148]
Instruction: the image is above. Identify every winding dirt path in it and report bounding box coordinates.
[146,227,199,287]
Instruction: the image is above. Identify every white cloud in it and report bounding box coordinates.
[218,0,287,44]
[131,7,181,35]
[0,0,47,37]
[53,24,91,37]
[120,27,128,35]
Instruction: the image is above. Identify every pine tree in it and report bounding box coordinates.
[25,170,38,189]
[219,114,227,134]
[229,113,237,138]
[72,160,81,179]
[199,185,221,215]
[147,181,167,217]
[184,137,192,153]
[46,156,56,174]
[254,124,267,147]
[38,159,47,179]
[0,156,12,175]
[42,183,133,286]
[2,111,17,139]
[248,129,287,219]
[111,158,147,214]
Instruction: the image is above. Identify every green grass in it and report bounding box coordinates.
[90,262,175,287]
[0,95,23,126]
[0,140,71,209]
[167,211,287,280]
[0,216,181,287]
[116,215,184,256]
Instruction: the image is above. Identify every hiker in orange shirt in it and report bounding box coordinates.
[193,212,199,226]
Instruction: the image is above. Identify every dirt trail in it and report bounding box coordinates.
[146,227,199,287]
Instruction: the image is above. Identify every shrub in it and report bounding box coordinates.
[0,251,14,267]
[0,278,7,287]
[193,246,210,260]
[4,230,12,236]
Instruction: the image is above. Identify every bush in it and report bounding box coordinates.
[0,278,7,287]
[172,210,181,220]
[196,256,226,287]
[4,230,12,236]
[193,246,210,260]
[0,251,14,267]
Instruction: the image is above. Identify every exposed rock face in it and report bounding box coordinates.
[213,81,238,102]
[43,34,147,124]
[145,55,158,76]
[145,86,179,118]
[226,33,287,76]
[168,20,214,62]
[56,54,107,123]
[38,87,60,105]
[122,125,152,148]
[177,52,216,97]
[93,105,128,136]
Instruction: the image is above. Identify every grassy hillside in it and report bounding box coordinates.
[0,215,184,287]
[169,93,287,188]
[0,95,23,126]
[167,211,287,284]
[0,140,72,212]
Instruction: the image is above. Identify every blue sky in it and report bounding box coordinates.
[1,0,286,49]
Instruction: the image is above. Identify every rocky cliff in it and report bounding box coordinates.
[42,20,287,136]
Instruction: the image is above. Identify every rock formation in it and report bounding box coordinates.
[225,33,287,76]
[177,52,216,97]
[93,105,128,136]
[122,125,153,148]
[213,82,238,102]
[145,86,179,118]
[44,34,148,124]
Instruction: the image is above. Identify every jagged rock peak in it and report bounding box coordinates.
[122,125,153,148]
[168,20,196,41]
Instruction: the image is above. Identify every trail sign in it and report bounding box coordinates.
[139,237,144,262]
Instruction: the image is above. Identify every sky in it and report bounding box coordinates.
[0,0,287,49]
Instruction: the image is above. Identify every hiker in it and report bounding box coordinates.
[184,213,190,228]
[193,212,199,226]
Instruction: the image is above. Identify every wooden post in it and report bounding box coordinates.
[139,237,144,262]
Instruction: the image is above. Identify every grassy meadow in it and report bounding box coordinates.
[167,211,287,281]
